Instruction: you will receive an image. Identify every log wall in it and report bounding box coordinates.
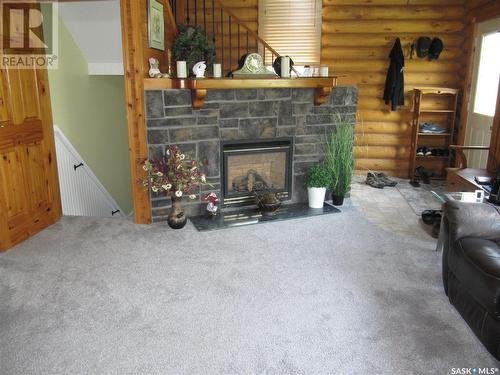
[321,0,467,177]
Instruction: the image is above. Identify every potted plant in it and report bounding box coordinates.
[324,121,355,206]
[305,164,330,208]
[172,24,215,75]
[141,145,210,229]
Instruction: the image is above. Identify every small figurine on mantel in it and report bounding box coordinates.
[192,61,207,78]
[148,57,170,78]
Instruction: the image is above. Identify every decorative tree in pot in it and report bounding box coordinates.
[305,164,330,208]
[324,121,355,206]
[172,25,215,75]
[141,145,210,229]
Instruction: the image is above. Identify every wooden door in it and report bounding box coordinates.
[0,63,62,252]
[464,17,500,168]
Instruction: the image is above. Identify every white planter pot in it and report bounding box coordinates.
[307,187,326,208]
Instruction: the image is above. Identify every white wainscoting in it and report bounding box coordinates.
[54,126,124,218]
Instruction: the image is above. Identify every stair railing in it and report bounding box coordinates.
[168,0,281,75]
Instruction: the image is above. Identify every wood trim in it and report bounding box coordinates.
[487,81,500,172]
[144,77,339,90]
[38,27,62,225]
[120,0,151,224]
[457,17,478,148]
[459,5,500,152]
[165,0,177,35]
[467,1,500,22]
[449,145,490,150]
[144,77,338,109]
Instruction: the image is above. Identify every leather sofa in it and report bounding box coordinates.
[442,200,500,359]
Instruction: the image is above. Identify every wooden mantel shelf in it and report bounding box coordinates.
[143,77,339,109]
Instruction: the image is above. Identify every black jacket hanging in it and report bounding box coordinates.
[383,38,405,111]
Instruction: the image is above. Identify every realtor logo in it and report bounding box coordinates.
[0,1,58,69]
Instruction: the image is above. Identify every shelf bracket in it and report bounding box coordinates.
[314,86,333,106]
[191,89,207,109]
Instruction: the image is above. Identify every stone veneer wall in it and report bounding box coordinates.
[144,87,358,222]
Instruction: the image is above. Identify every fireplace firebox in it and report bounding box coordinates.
[221,138,293,206]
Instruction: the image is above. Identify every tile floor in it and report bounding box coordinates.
[349,175,435,241]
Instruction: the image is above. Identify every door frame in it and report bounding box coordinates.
[463,17,500,169]
[459,6,500,173]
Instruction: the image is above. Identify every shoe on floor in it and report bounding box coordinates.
[421,209,442,225]
[366,173,385,189]
[415,166,434,184]
[374,172,398,187]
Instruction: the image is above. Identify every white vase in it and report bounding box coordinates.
[307,187,326,208]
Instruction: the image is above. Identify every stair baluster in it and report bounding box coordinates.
[169,0,281,76]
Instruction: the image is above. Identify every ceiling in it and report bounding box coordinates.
[57,0,123,75]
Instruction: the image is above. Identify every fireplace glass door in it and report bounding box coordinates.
[222,139,292,206]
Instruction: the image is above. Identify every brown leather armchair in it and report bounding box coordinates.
[442,200,500,359]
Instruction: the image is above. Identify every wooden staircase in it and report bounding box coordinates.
[168,0,280,75]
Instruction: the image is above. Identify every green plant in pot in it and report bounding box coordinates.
[172,24,215,76]
[305,164,330,209]
[324,120,355,206]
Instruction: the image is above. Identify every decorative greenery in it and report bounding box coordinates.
[305,164,330,188]
[172,25,215,74]
[140,145,211,199]
[324,119,355,197]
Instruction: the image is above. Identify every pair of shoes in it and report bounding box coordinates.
[430,148,449,157]
[366,172,398,188]
[366,173,385,189]
[374,172,398,187]
[416,146,432,156]
[420,123,446,134]
[415,166,434,184]
[421,209,441,225]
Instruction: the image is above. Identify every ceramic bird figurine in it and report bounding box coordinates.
[192,61,207,78]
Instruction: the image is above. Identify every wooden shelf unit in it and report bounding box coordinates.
[408,87,459,179]
[143,77,339,109]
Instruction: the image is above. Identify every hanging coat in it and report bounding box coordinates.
[383,38,405,111]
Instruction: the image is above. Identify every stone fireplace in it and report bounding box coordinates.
[222,138,293,206]
[144,86,357,222]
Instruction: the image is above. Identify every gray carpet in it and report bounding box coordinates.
[0,205,498,374]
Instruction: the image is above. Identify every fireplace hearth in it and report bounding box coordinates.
[222,138,293,206]
[144,87,358,222]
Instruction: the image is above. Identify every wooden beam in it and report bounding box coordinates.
[144,77,339,109]
[120,0,151,224]
[487,81,500,172]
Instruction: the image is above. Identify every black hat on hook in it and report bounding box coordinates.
[416,37,432,58]
[428,38,444,60]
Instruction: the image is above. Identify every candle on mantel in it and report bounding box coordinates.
[319,66,329,77]
[213,63,222,78]
[176,61,187,78]
[281,56,290,78]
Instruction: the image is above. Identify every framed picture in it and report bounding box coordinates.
[148,0,165,51]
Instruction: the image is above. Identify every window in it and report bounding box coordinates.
[258,0,322,66]
[473,32,500,117]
